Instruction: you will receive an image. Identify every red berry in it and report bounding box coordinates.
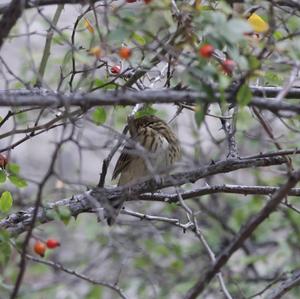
[144,0,153,3]
[199,44,214,58]
[46,239,61,249]
[110,65,121,74]
[0,154,7,169]
[34,241,46,257]
[221,59,235,75]
[119,47,132,60]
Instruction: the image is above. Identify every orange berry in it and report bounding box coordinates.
[110,65,121,74]
[46,239,61,249]
[34,241,46,257]
[0,154,7,169]
[119,47,132,60]
[199,44,214,58]
[89,47,102,59]
[221,59,235,75]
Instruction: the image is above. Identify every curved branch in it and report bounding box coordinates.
[0,155,287,235]
[25,254,128,299]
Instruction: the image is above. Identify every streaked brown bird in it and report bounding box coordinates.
[107,115,181,225]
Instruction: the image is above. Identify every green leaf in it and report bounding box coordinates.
[0,170,6,184]
[132,32,146,46]
[0,229,10,242]
[16,112,28,125]
[0,191,13,213]
[194,104,207,127]
[93,79,116,90]
[264,71,283,86]
[237,84,252,106]
[92,107,107,126]
[86,286,103,299]
[170,259,184,271]
[45,209,60,222]
[273,31,283,41]
[0,241,11,266]
[74,52,91,65]
[248,56,261,70]
[8,175,27,188]
[135,106,157,118]
[57,206,71,225]
[7,163,20,175]
[107,27,131,43]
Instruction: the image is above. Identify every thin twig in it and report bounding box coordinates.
[25,254,129,299]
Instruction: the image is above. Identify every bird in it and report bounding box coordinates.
[106,114,181,225]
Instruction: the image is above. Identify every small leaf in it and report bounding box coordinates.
[0,229,10,242]
[273,31,283,41]
[135,106,157,118]
[248,56,261,70]
[92,107,107,125]
[83,17,94,33]
[0,191,13,213]
[107,27,130,43]
[264,71,283,86]
[45,209,60,221]
[237,84,252,106]
[93,79,116,90]
[248,13,269,33]
[0,241,11,266]
[74,52,92,65]
[57,206,71,225]
[132,32,146,46]
[86,286,103,299]
[194,104,206,127]
[7,163,20,175]
[16,112,28,125]
[0,170,6,184]
[8,175,27,188]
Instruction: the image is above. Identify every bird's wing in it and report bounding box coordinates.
[111,127,150,181]
[112,117,164,181]
[111,146,132,180]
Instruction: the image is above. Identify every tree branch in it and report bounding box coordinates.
[0,0,24,49]
[0,155,287,236]
[0,88,300,114]
[183,169,300,299]
[138,184,300,202]
[25,254,128,299]
[0,0,104,14]
[264,269,300,299]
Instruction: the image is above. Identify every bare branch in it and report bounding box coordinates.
[25,254,129,299]
[0,88,299,116]
[184,170,300,299]
[0,0,24,49]
[263,269,300,299]
[138,184,300,202]
[0,0,104,14]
